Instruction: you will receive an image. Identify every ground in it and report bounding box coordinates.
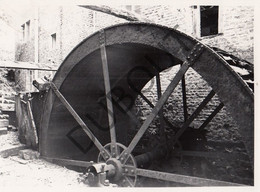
[0,131,88,190]
[0,128,254,189]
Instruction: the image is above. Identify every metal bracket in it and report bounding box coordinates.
[99,29,106,46]
[33,79,51,91]
[123,165,136,176]
[186,43,205,66]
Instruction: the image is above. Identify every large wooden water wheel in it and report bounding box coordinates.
[39,23,254,187]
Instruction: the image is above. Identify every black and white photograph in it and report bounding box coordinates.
[0,0,257,190]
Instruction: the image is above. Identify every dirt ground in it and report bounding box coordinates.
[0,131,88,191]
[0,130,254,189]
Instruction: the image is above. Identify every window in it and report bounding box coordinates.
[134,5,141,14]
[51,33,56,49]
[21,24,25,41]
[125,5,141,14]
[6,70,15,82]
[21,20,30,41]
[125,5,132,12]
[200,6,219,37]
[29,70,33,91]
[26,20,30,39]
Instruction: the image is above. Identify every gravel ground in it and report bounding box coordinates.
[0,132,20,151]
[0,131,88,191]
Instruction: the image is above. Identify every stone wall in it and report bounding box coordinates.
[15,5,254,65]
[0,20,15,61]
[141,5,194,34]
[14,6,126,92]
[136,65,252,185]
[200,6,254,63]
[141,6,254,63]
[0,16,16,111]
[37,6,126,65]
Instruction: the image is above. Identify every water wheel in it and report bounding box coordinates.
[39,23,254,187]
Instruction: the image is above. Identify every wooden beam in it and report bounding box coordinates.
[136,168,243,186]
[181,70,188,121]
[198,102,224,131]
[172,90,215,144]
[0,61,58,71]
[26,100,38,147]
[43,157,93,168]
[79,5,150,22]
[156,73,166,143]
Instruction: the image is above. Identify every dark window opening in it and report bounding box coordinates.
[5,70,15,82]
[21,24,25,41]
[26,20,30,39]
[200,6,219,37]
[51,33,56,49]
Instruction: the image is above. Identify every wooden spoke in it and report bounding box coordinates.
[119,62,191,163]
[124,176,135,187]
[137,90,179,133]
[100,30,117,156]
[156,73,166,143]
[181,66,188,121]
[198,102,224,131]
[43,157,94,167]
[172,90,215,145]
[138,91,154,108]
[136,168,243,186]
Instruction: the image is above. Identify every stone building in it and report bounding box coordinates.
[0,7,17,112]
[0,8,16,61]
[15,5,253,90]
[141,5,254,63]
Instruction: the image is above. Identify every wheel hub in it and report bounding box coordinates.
[96,143,137,187]
[106,158,123,181]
